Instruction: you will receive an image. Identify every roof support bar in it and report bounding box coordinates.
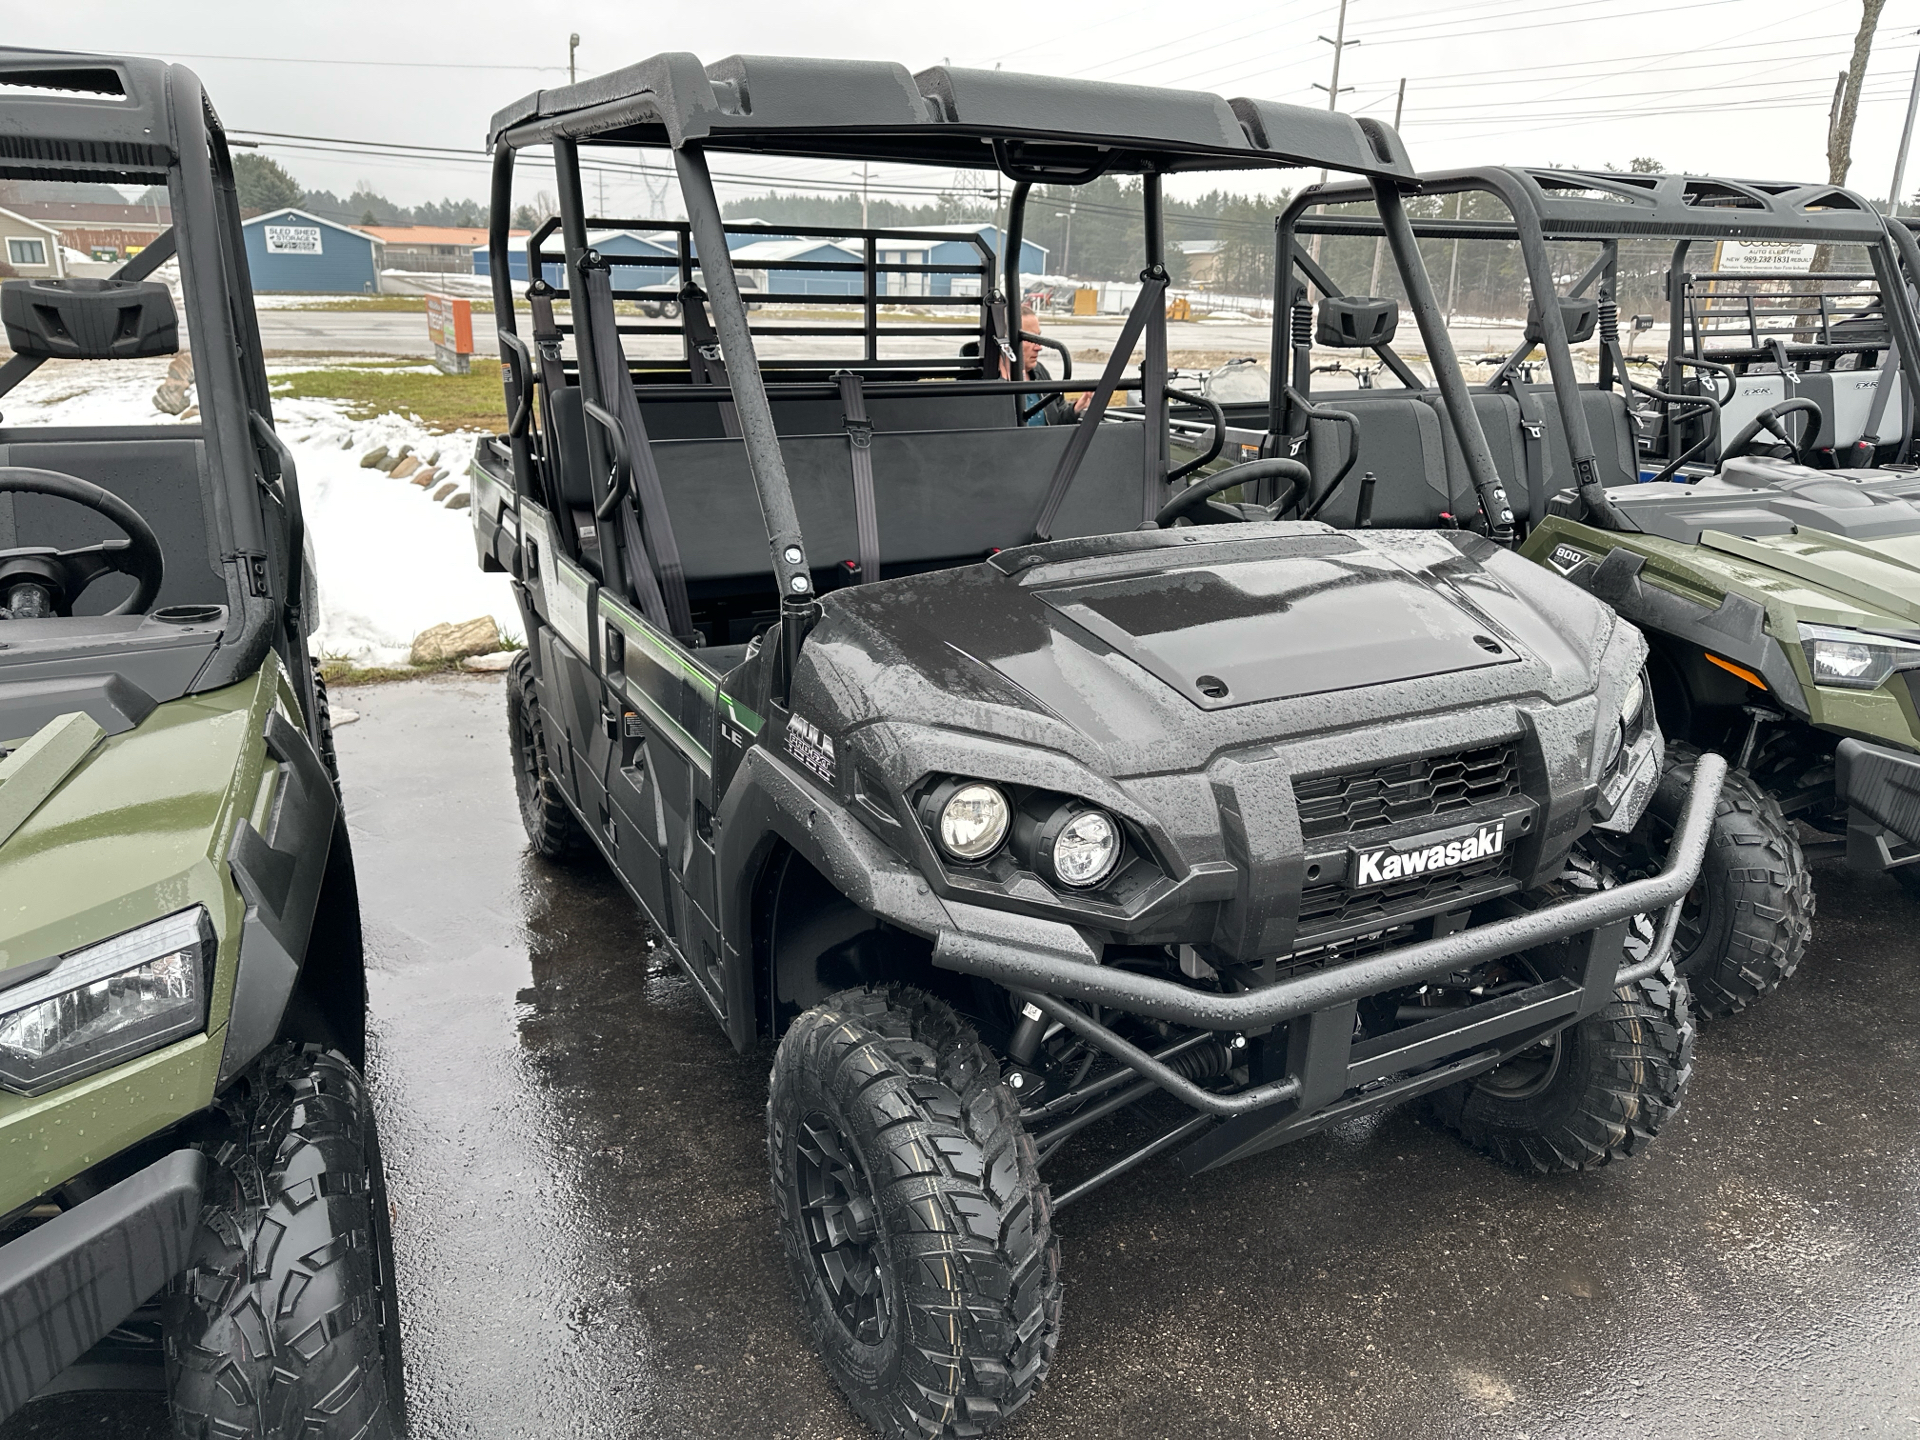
[1373,179,1515,541]
[673,146,818,690]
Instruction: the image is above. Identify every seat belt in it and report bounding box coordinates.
[681,287,742,438]
[526,284,603,573]
[577,259,694,639]
[1502,375,1550,525]
[834,371,881,584]
[1030,274,1167,543]
[1857,332,1902,466]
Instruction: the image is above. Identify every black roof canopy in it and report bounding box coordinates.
[489,52,1416,181]
[0,47,185,182]
[1308,165,1891,244]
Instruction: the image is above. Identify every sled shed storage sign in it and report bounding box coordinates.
[241,207,384,293]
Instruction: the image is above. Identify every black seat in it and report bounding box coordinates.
[653,422,1149,582]
[1300,390,1480,526]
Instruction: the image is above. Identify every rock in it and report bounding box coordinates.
[409,616,502,666]
[331,707,361,727]
[410,470,436,488]
[426,448,442,466]
[392,457,421,478]
[432,481,456,501]
[359,446,389,469]
[153,379,192,415]
[461,651,514,673]
[444,491,471,510]
[166,351,194,383]
[179,405,199,421]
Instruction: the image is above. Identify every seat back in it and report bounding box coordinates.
[637,389,1016,441]
[0,433,224,614]
[652,422,1148,581]
[1524,384,1639,490]
[1301,390,1477,527]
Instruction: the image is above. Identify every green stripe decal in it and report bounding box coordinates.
[719,692,763,735]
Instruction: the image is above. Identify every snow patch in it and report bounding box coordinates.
[2,365,518,667]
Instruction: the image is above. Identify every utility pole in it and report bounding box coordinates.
[1309,0,1358,262]
[856,163,871,230]
[1367,77,1406,297]
[1889,35,1920,216]
[568,33,579,85]
[1055,202,1077,276]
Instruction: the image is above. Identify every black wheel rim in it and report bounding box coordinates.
[795,1108,889,1345]
[1476,1031,1565,1099]
[511,693,544,821]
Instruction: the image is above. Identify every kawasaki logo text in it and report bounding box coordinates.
[1351,820,1505,889]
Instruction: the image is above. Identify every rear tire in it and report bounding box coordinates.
[768,987,1061,1439]
[1428,968,1695,1174]
[1652,746,1813,1017]
[507,649,588,860]
[164,1044,404,1439]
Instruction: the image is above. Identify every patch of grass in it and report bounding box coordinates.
[320,657,460,686]
[272,294,503,314]
[271,364,508,433]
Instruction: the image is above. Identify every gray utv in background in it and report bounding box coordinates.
[469,53,1720,1438]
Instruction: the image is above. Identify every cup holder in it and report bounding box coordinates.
[151,604,223,625]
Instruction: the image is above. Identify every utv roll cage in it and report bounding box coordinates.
[482,53,1518,706]
[0,48,322,735]
[1286,168,1920,503]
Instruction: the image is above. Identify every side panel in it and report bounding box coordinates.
[598,595,728,1023]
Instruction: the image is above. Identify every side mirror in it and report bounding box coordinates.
[1316,295,1398,348]
[0,277,179,360]
[1525,295,1597,346]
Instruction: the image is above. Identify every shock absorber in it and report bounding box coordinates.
[1598,297,1621,347]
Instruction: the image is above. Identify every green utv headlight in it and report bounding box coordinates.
[0,908,215,1097]
[1798,623,1920,691]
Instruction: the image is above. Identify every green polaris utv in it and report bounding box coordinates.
[0,50,402,1436]
[1283,167,1920,1013]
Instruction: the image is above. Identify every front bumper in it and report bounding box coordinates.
[1836,737,1920,862]
[0,1149,204,1421]
[933,753,1725,1167]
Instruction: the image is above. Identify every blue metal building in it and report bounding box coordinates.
[476,229,679,286]
[241,209,382,293]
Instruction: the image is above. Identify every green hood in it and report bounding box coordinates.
[0,666,278,986]
[1701,528,1920,628]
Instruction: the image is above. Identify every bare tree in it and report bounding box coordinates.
[1830,0,1889,185]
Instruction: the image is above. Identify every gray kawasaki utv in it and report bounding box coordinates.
[0,49,402,1437]
[469,54,1720,1438]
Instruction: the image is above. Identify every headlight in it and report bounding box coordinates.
[1621,674,1646,730]
[0,908,214,1097]
[1044,808,1122,888]
[936,782,1011,861]
[1799,623,1920,690]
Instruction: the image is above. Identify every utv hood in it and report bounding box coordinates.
[800,524,1621,778]
[1700,527,1920,625]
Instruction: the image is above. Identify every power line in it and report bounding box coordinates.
[131,49,565,72]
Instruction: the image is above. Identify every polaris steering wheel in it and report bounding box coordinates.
[0,468,165,618]
[1155,458,1314,526]
[1721,397,1822,467]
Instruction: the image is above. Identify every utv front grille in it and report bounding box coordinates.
[1297,850,1515,941]
[1294,742,1522,841]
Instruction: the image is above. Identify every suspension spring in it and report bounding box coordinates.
[1598,298,1620,346]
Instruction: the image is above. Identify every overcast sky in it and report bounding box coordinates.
[11,0,1920,217]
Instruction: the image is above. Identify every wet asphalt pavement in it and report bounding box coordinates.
[9,672,1919,1439]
